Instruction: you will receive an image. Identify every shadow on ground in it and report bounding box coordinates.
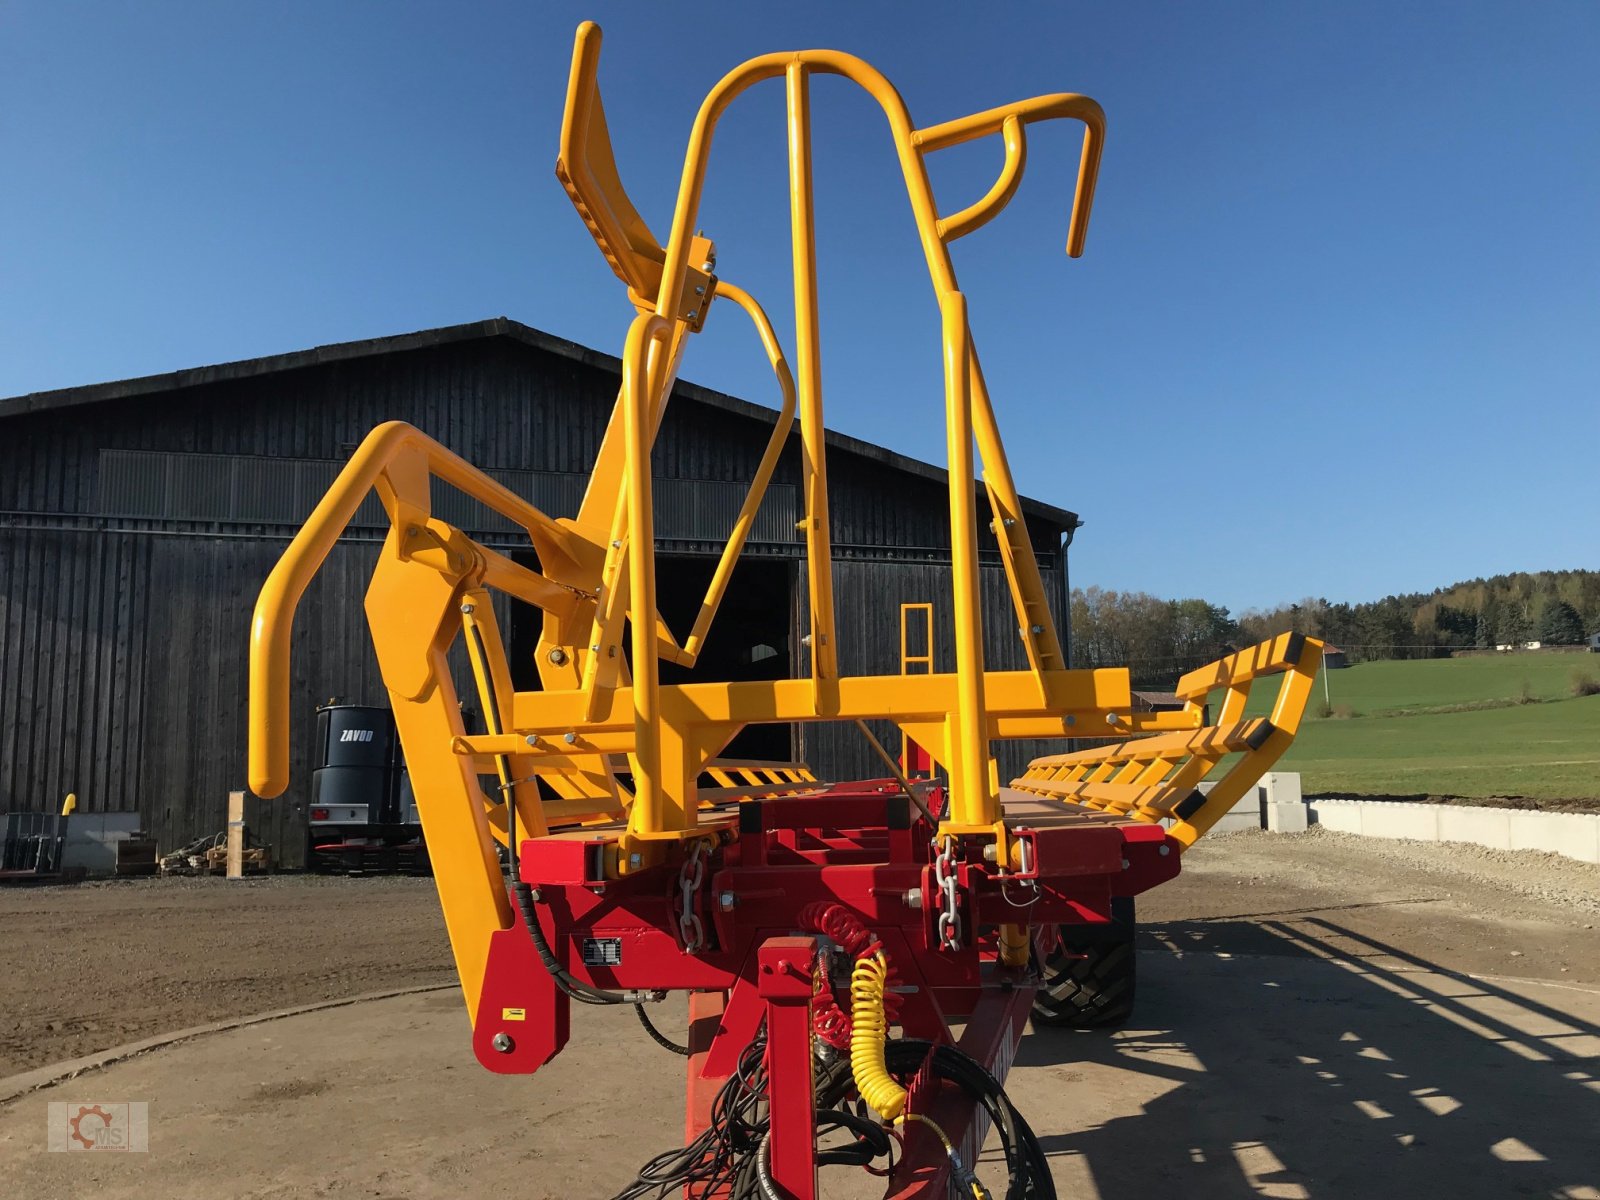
[1016,913,1600,1198]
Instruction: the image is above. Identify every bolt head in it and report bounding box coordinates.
[460,602,476,614]
[564,732,578,745]
[1158,844,1171,856]
[547,648,568,665]
[524,734,538,747]
[1121,858,1131,870]
[718,891,736,910]
[629,853,642,867]
[903,889,923,909]
[491,1032,514,1053]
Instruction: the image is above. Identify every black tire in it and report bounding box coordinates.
[1032,896,1136,1029]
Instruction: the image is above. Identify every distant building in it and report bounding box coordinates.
[1589,632,1600,653]
[1321,645,1348,669]
[1132,691,1185,712]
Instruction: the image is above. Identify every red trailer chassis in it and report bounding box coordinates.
[471,783,1178,1196]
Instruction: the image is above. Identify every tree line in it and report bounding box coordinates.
[1071,570,1600,688]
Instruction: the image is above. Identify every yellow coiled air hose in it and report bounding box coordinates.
[849,951,907,1119]
[848,947,984,1197]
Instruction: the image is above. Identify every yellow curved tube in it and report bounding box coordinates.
[849,952,908,1120]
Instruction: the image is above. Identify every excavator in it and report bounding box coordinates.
[249,21,1320,1198]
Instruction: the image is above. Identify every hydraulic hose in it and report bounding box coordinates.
[636,1000,691,1055]
[512,880,656,1007]
[882,1039,1055,1200]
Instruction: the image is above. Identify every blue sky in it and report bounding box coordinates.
[3,2,1595,614]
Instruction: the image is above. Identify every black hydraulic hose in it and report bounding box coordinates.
[636,1001,692,1055]
[512,879,638,1006]
[813,1109,893,1166]
[884,1038,1055,1200]
[466,606,682,1043]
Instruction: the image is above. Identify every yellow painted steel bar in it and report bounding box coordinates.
[679,281,797,664]
[914,91,1103,258]
[1011,636,1323,845]
[460,590,547,839]
[899,602,935,673]
[512,667,1130,734]
[250,420,584,800]
[1025,719,1274,767]
[620,312,674,841]
[1175,632,1310,699]
[937,115,1026,242]
[785,63,839,699]
[939,291,994,832]
[636,43,1105,732]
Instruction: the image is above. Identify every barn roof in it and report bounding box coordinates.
[0,317,1079,531]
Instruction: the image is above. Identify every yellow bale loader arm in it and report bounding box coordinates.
[1011,632,1323,847]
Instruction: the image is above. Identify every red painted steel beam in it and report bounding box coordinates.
[758,937,821,1200]
[883,983,1035,1199]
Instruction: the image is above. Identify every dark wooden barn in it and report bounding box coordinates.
[0,318,1077,866]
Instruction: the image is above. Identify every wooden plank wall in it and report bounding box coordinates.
[0,332,1073,863]
[798,558,1070,787]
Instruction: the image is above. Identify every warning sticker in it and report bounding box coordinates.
[501,1007,527,1021]
[581,937,623,966]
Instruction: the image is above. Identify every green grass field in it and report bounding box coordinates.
[1245,651,1600,800]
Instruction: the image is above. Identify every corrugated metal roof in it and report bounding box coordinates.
[0,317,1079,531]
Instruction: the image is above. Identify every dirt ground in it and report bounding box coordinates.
[0,874,455,1076]
[2,829,1598,1196]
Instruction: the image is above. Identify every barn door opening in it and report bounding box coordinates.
[507,551,797,762]
[653,554,796,762]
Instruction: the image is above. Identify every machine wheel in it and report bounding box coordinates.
[1032,896,1136,1029]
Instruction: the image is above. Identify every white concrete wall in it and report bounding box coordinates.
[1305,798,1600,865]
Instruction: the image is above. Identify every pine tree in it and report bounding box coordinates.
[1538,600,1584,646]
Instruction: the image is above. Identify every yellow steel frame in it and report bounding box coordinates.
[1010,633,1324,847]
[899,602,935,772]
[246,23,1315,1016]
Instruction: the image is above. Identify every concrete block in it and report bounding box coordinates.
[1189,781,1263,831]
[1305,798,1600,866]
[1437,806,1512,851]
[1262,772,1302,807]
[1210,810,1264,833]
[1359,801,1441,843]
[1266,800,1309,833]
[1308,799,1361,833]
[1508,812,1600,864]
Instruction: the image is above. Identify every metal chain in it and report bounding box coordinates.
[933,836,962,951]
[678,841,708,954]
